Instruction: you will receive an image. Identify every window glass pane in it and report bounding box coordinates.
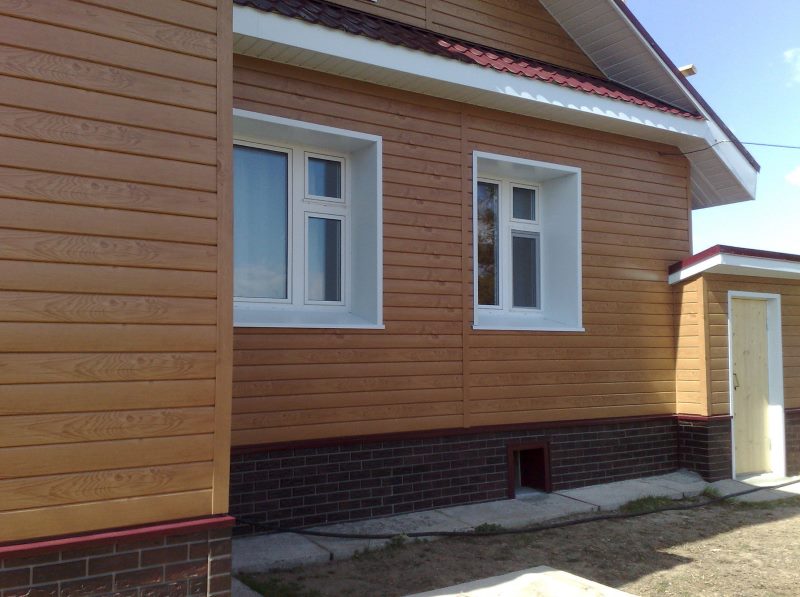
[233,145,288,299]
[512,186,536,221]
[512,233,539,308]
[308,157,342,199]
[308,217,342,302]
[477,181,499,306]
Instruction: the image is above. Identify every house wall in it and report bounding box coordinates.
[327,0,602,75]
[231,56,692,448]
[0,0,232,545]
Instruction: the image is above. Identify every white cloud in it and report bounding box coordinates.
[786,165,800,187]
[784,48,800,85]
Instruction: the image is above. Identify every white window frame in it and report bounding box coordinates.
[473,151,583,332]
[304,211,347,307]
[304,151,346,203]
[233,109,383,329]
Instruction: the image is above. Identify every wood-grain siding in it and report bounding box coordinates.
[231,56,691,446]
[674,277,710,416]
[326,0,601,75]
[702,275,800,415]
[0,0,231,544]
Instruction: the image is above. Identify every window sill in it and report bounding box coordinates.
[234,302,384,329]
[473,310,584,332]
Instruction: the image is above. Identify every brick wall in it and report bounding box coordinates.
[230,418,679,533]
[787,410,800,476]
[0,528,231,597]
[677,417,732,481]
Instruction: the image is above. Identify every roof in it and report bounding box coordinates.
[233,0,700,120]
[609,0,759,172]
[668,245,800,284]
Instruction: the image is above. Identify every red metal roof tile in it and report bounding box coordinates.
[234,0,702,120]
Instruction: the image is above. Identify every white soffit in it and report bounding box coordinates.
[540,0,757,208]
[233,4,757,209]
[669,254,800,285]
[540,0,694,112]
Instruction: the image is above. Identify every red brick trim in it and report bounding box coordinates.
[231,414,675,454]
[0,515,235,559]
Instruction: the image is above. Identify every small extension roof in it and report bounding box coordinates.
[669,246,800,284]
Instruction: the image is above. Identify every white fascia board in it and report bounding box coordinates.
[668,254,723,284]
[669,254,800,285]
[233,5,755,206]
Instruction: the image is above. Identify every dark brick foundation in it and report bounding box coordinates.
[787,410,800,476]
[230,417,680,533]
[677,416,732,481]
[0,526,231,597]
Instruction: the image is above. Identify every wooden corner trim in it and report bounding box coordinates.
[0,515,235,559]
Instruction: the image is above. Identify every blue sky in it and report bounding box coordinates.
[626,0,800,255]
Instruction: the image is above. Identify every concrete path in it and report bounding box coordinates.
[710,474,800,503]
[231,471,800,576]
[231,471,800,596]
[404,566,636,597]
[232,469,718,574]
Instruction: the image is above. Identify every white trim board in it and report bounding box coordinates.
[727,291,785,479]
[669,254,800,285]
[233,4,757,209]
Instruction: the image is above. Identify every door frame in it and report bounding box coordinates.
[727,291,785,479]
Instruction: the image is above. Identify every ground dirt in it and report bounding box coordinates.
[241,497,800,597]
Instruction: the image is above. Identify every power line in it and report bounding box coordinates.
[659,139,800,157]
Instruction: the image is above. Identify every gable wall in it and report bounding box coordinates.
[0,0,232,544]
[231,56,691,447]
[327,0,602,75]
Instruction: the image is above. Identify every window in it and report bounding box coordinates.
[473,152,582,331]
[233,110,382,328]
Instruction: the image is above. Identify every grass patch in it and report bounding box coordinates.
[726,495,800,510]
[473,523,505,534]
[237,574,322,597]
[701,486,722,499]
[619,495,676,514]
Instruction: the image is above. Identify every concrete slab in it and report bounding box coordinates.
[305,509,472,559]
[404,565,635,597]
[710,477,800,502]
[558,479,683,511]
[439,493,596,529]
[640,470,708,497]
[232,532,330,572]
[231,577,262,597]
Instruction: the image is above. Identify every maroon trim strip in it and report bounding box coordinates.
[0,515,235,559]
[675,413,732,422]
[611,0,759,172]
[231,414,675,454]
[668,244,800,275]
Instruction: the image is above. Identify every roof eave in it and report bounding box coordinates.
[233,5,754,208]
[540,0,759,208]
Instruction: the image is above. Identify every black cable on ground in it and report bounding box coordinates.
[235,478,800,540]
